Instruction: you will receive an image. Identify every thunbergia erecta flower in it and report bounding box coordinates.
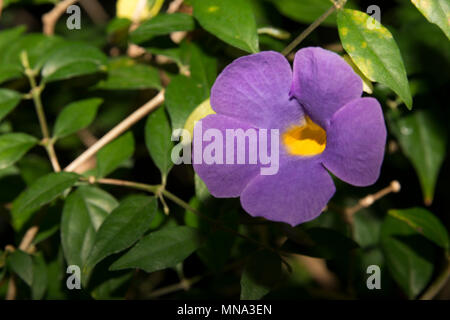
[193,47,386,226]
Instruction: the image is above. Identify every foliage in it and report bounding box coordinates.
[0,0,448,301]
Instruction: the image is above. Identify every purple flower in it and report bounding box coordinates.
[193,47,386,226]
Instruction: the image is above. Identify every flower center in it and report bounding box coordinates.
[282,117,327,156]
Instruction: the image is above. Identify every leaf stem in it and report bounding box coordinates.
[281,0,346,56]
[21,51,61,172]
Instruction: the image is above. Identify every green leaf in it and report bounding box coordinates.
[165,75,208,130]
[32,205,62,245]
[388,207,449,250]
[12,172,79,230]
[353,209,382,248]
[7,250,33,286]
[337,9,412,109]
[381,216,435,298]
[61,186,118,269]
[191,0,259,53]
[41,42,108,82]
[182,43,217,91]
[0,26,26,84]
[184,197,238,271]
[96,132,135,177]
[131,13,195,44]
[411,0,450,40]
[388,109,447,205]
[0,34,63,76]
[17,155,52,186]
[85,196,158,271]
[0,89,22,122]
[0,133,38,170]
[145,107,173,180]
[53,98,103,139]
[106,17,132,35]
[195,174,212,202]
[282,227,358,260]
[240,250,281,300]
[269,0,339,26]
[0,26,26,50]
[31,254,48,300]
[89,270,133,300]
[110,226,202,272]
[96,58,161,90]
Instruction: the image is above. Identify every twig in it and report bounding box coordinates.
[5,276,16,300]
[167,0,184,14]
[4,225,42,301]
[64,90,165,172]
[3,225,40,300]
[343,180,401,221]
[0,0,3,18]
[77,129,98,147]
[295,255,339,290]
[149,275,202,298]
[89,177,159,193]
[42,0,79,35]
[281,0,346,56]
[420,254,450,300]
[18,226,39,251]
[78,0,108,25]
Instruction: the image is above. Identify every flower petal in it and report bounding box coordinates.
[322,97,386,186]
[291,47,363,127]
[193,114,261,197]
[211,51,303,129]
[240,158,335,226]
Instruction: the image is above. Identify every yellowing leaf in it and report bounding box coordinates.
[183,98,215,138]
[337,9,412,109]
[116,0,164,22]
[343,54,373,94]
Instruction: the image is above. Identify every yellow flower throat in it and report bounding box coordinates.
[282,117,327,156]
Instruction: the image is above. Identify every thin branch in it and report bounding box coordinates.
[167,0,184,14]
[149,275,202,298]
[90,177,158,193]
[420,254,450,300]
[21,52,61,172]
[77,129,98,147]
[78,0,108,25]
[344,180,401,219]
[5,276,16,300]
[65,90,165,173]
[42,0,79,35]
[18,226,39,251]
[281,0,346,56]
